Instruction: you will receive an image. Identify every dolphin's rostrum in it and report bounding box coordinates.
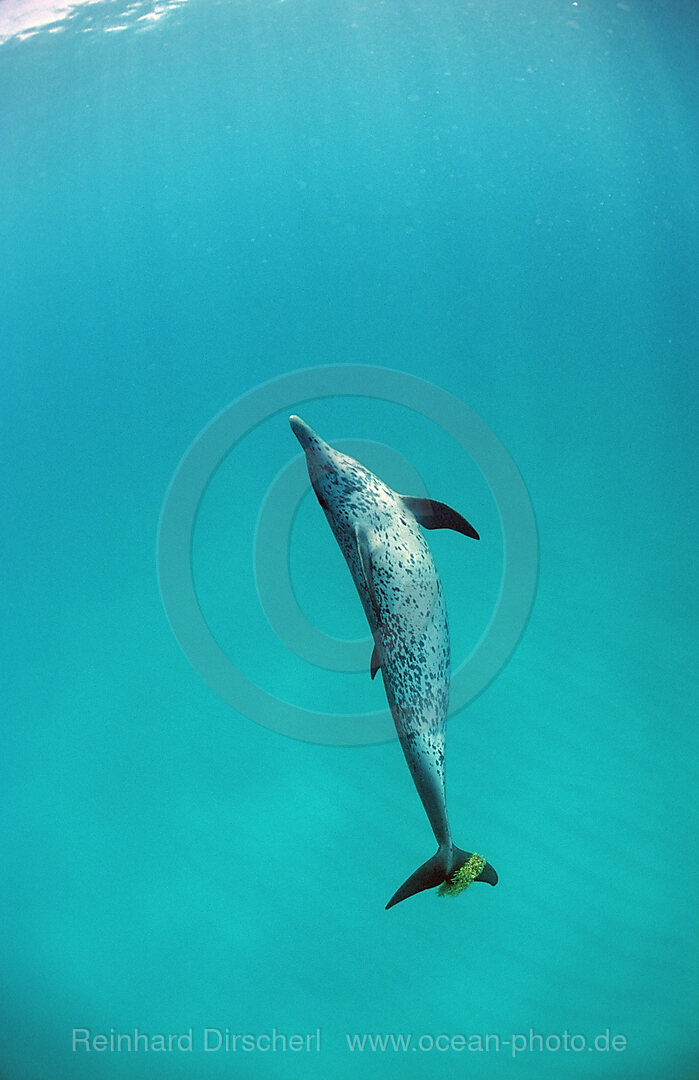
[290,415,497,909]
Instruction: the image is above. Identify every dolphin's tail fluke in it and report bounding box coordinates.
[385,845,497,910]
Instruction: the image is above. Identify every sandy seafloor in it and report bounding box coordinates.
[1,0,697,1077]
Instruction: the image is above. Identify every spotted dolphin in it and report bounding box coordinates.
[289,415,497,909]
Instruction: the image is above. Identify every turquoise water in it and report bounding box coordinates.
[2,0,698,1077]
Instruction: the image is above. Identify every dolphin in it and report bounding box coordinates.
[290,415,497,909]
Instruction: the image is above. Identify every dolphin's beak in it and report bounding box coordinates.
[289,415,314,450]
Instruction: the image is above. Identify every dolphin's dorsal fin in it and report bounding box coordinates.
[401,496,479,540]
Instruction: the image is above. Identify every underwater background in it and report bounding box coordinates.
[1,0,697,1077]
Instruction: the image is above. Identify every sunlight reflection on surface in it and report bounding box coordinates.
[0,0,187,45]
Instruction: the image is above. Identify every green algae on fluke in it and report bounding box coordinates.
[438,853,487,897]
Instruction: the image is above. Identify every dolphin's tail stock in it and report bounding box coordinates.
[385,845,497,910]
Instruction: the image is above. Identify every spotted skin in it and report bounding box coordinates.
[289,415,497,907]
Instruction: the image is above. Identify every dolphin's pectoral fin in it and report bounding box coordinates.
[401,496,479,540]
[355,525,379,609]
[355,526,385,675]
